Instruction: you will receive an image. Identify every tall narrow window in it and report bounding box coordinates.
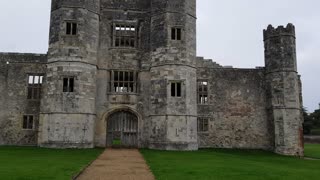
[197,118,209,132]
[23,115,34,130]
[171,82,182,97]
[110,71,137,93]
[27,75,44,100]
[198,81,208,104]
[63,77,74,92]
[171,27,182,40]
[66,22,77,35]
[113,23,137,48]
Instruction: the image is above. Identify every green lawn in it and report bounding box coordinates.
[141,146,320,180]
[0,146,103,180]
[305,144,320,159]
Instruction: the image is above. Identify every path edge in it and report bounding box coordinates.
[71,149,106,180]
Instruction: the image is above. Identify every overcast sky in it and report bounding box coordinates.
[0,0,319,112]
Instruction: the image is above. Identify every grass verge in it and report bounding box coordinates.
[141,147,320,180]
[305,144,320,159]
[0,146,103,180]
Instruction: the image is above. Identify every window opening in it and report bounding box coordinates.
[171,27,182,40]
[110,71,137,93]
[113,24,136,48]
[23,115,34,130]
[66,22,77,35]
[197,118,209,132]
[171,82,182,97]
[198,81,208,104]
[63,77,74,92]
[27,75,44,100]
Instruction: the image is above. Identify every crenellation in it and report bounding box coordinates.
[263,23,295,40]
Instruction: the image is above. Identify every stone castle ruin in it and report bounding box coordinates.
[0,0,304,156]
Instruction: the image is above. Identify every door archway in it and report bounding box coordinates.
[106,110,138,147]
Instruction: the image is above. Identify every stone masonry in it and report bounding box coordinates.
[0,0,304,156]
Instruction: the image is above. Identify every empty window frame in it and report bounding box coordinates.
[171,27,182,40]
[198,81,208,104]
[63,77,74,92]
[197,117,209,132]
[110,71,137,93]
[171,82,182,97]
[113,23,136,47]
[23,115,34,130]
[66,22,77,35]
[27,75,44,100]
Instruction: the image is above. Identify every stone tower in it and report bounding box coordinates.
[148,0,198,150]
[38,0,100,148]
[264,24,304,156]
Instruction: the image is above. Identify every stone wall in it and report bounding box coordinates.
[0,53,47,145]
[197,65,273,150]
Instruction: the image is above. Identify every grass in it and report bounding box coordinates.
[141,146,320,180]
[0,146,103,180]
[305,144,320,159]
[113,139,122,145]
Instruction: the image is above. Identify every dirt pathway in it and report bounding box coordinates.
[76,149,155,180]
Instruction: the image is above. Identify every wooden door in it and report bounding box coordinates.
[107,111,138,147]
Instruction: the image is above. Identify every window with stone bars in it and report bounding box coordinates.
[171,27,182,40]
[22,115,34,130]
[110,71,138,93]
[198,80,208,104]
[27,75,44,100]
[112,23,137,48]
[171,81,182,97]
[197,117,209,132]
[63,77,74,93]
[66,22,77,35]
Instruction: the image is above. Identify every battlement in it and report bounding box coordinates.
[263,23,295,40]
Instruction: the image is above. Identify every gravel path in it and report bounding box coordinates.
[76,149,155,180]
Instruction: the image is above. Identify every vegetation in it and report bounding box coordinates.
[141,147,320,180]
[303,107,320,135]
[305,144,320,159]
[0,146,103,180]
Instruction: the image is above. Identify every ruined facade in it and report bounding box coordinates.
[0,0,304,156]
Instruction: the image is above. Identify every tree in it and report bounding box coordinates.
[303,107,313,135]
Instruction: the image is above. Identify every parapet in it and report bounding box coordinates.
[263,23,295,41]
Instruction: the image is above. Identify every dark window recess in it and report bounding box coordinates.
[23,115,34,130]
[171,83,176,97]
[171,82,182,97]
[198,81,208,104]
[66,22,77,35]
[110,71,137,93]
[63,77,74,92]
[27,75,43,100]
[197,118,209,132]
[171,27,182,40]
[113,24,136,48]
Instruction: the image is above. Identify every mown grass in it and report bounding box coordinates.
[305,144,320,159]
[141,146,320,180]
[0,146,103,180]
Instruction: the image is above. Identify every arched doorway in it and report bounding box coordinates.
[106,110,138,147]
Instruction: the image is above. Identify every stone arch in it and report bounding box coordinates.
[102,106,141,147]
